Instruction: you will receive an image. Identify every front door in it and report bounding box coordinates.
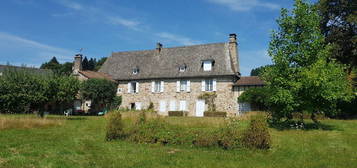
[195,100,205,117]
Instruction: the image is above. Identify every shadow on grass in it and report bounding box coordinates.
[269,120,341,131]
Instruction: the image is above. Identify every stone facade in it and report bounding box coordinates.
[117,77,239,116]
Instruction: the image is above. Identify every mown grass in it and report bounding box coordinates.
[0,113,356,168]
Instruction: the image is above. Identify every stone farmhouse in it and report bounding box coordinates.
[73,34,264,116]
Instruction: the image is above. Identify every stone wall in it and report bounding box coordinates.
[117,77,239,116]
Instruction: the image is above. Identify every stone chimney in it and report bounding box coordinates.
[73,53,82,75]
[228,33,239,75]
[156,42,163,52]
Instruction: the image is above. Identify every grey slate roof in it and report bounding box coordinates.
[99,42,237,80]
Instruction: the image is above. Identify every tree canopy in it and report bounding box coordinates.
[263,0,353,123]
[318,0,357,73]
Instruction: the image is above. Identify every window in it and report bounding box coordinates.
[202,79,216,92]
[205,79,213,91]
[180,80,187,91]
[128,82,139,93]
[203,60,213,71]
[179,65,186,72]
[117,88,123,94]
[154,81,161,92]
[132,67,139,74]
[176,80,190,92]
[152,81,164,93]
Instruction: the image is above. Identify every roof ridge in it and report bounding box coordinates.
[112,42,227,55]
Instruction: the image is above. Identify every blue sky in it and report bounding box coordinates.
[0,0,297,76]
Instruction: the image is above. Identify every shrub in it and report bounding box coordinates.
[105,111,125,141]
[148,102,154,110]
[242,115,271,149]
[216,118,241,149]
[204,111,227,117]
[168,111,187,117]
[193,131,218,147]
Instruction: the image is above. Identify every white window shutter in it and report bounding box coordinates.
[151,81,155,93]
[136,82,139,93]
[160,81,164,92]
[213,79,217,91]
[201,80,205,91]
[176,81,180,92]
[187,80,191,92]
[128,82,131,93]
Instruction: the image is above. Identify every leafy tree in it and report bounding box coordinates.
[264,0,353,123]
[80,79,117,111]
[58,62,73,76]
[238,87,270,111]
[0,68,50,115]
[318,0,357,74]
[250,65,273,76]
[82,57,89,70]
[40,56,61,73]
[88,58,96,71]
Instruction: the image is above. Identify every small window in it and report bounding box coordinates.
[205,79,213,91]
[180,80,187,91]
[203,60,213,71]
[179,65,186,72]
[129,82,138,93]
[132,67,139,74]
[117,88,123,93]
[154,81,161,93]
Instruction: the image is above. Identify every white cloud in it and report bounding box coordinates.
[0,32,74,65]
[58,0,83,10]
[56,0,141,31]
[156,32,201,46]
[208,0,280,11]
[107,16,141,31]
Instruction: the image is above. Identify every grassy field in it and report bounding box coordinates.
[0,113,356,168]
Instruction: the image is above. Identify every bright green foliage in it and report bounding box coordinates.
[0,68,80,115]
[238,87,270,110]
[80,78,117,109]
[264,0,353,123]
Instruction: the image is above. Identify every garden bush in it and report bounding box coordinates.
[242,115,271,149]
[168,111,187,117]
[105,111,125,141]
[204,111,227,117]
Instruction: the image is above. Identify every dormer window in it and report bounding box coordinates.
[132,67,139,74]
[179,64,187,72]
[202,60,214,71]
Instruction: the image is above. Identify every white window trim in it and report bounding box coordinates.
[203,60,212,71]
[202,79,216,92]
[128,81,139,93]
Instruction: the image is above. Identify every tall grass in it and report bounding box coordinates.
[0,115,63,130]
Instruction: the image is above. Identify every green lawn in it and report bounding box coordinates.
[0,114,356,168]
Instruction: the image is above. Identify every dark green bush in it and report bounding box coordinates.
[168,111,187,117]
[105,111,125,141]
[204,111,227,117]
[242,115,271,149]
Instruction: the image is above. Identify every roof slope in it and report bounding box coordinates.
[234,76,265,86]
[99,43,237,80]
[78,70,114,82]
